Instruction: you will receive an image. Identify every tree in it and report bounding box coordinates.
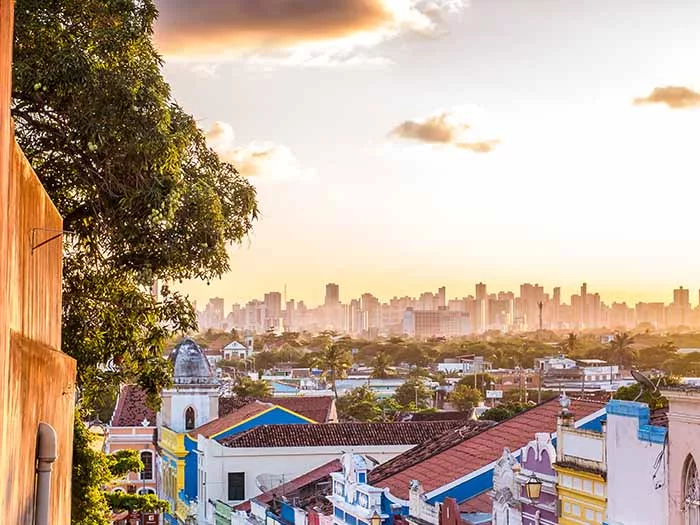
[610,332,637,367]
[72,413,169,523]
[613,376,680,410]
[336,386,382,421]
[233,377,272,398]
[457,372,496,391]
[480,402,528,422]
[371,351,393,379]
[562,333,577,354]
[449,384,482,412]
[394,379,432,409]
[312,343,352,398]
[12,2,258,523]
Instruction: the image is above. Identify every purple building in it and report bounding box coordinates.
[519,433,557,525]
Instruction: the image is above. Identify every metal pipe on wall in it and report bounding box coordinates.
[35,422,57,525]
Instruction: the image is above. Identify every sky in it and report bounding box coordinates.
[155,0,700,308]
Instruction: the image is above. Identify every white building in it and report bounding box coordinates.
[605,399,668,525]
[223,340,252,360]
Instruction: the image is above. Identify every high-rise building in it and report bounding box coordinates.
[325,283,340,306]
[402,308,470,339]
[437,286,446,308]
[674,286,690,307]
[264,292,282,319]
[360,293,381,336]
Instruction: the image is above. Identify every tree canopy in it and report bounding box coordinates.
[12,2,258,524]
[336,386,382,421]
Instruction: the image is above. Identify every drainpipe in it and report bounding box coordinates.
[35,422,57,525]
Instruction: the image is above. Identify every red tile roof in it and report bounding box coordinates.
[190,401,274,438]
[219,396,335,423]
[111,385,157,427]
[220,421,467,448]
[235,459,342,512]
[370,397,604,499]
[459,493,493,514]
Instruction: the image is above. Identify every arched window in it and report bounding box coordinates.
[140,451,153,481]
[185,407,196,431]
[684,455,700,525]
[112,487,124,493]
[138,488,156,495]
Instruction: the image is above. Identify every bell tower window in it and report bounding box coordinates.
[185,407,196,431]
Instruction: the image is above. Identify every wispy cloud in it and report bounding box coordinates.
[154,1,467,66]
[389,107,499,153]
[204,121,306,182]
[634,86,700,109]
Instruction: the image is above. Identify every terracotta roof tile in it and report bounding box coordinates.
[400,411,475,422]
[111,385,157,427]
[219,396,335,423]
[370,398,604,499]
[235,459,342,512]
[220,421,466,448]
[190,401,274,439]
[459,493,493,514]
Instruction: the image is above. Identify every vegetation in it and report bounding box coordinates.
[72,413,169,523]
[312,342,352,398]
[12,2,258,523]
[613,375,681,410]
[371,351,393,379]
[480,402,529,422]
[232,376,273,398]
[394,379,432,409]
[449,384,482,412]
[336,386,383,421]
[609,332,637,367]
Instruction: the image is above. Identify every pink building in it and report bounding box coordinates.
[107,385,159,496]
[664,388,700,525]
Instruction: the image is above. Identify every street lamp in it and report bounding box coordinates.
[370,511,382,525]
[524,473,543,501]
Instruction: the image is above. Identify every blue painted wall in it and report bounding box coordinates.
[181,407,313,501]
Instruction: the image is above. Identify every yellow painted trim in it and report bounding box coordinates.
[188,404,318,441]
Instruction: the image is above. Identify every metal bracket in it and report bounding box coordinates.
[31,228,73,254]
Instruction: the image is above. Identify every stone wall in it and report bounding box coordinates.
[0,1,77,523]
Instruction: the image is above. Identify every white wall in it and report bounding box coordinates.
[606,412,667,525]
[199,437,411,510]
[162,386,218,432]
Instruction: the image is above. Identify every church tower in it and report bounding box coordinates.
[159,338,219,432]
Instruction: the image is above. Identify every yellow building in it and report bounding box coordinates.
[554,401,607,525]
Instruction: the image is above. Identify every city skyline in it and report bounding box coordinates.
[182,277,700,311]
[157,0,700,309]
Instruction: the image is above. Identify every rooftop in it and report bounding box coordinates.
[110,385,157,427]
[220,421,467,448]
[235,459,342,512]
[190,401,274,439]
[170,338,217,384]
[219,396,335,423]
[369,397,605,499]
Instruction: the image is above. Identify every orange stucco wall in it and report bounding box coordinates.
[0,1,77,523]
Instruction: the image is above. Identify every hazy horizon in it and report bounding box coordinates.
[154,0,700,308]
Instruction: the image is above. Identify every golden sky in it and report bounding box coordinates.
[154,0,700,308]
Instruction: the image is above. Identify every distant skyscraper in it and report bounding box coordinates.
[475,283,488,332]
[325,283,340,306]
[674,286,690,306]
[263,292,282,330]
[437,286,446,308]
[475,282,487,300]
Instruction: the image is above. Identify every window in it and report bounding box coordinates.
[571,504,580,517]
[684,455,700,525]
[228,472,245,501]
[112,487,125,493]
[185,407,196,431]
[358,472,366,484]
[583,479,592,493]
[585,509,594,520]
[140,451,153,480]
[594,482,605,496]
[138,488,156,495]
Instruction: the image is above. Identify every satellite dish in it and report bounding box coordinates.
[631,369,659,401]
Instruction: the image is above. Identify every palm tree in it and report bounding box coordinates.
[371,351,392,379]
[312,342,352,398]
[233,377,272,398]
[562,332,577,354]
[610,332,637,367]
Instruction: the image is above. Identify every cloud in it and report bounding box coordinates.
[388,107,499,152]
[634,86,700,109]
[204,122,304,181]
[154,0,467,61]
[456,140,500,153]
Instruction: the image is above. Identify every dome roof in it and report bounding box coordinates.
[169,338,216,385]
